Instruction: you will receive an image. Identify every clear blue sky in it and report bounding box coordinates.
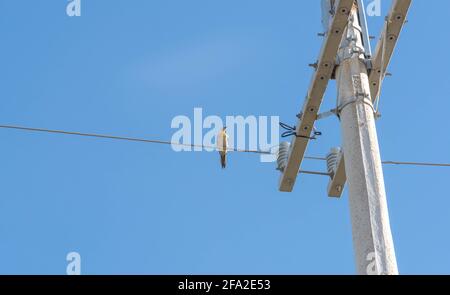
[0,0,449,275]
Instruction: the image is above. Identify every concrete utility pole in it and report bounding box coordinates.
[336,3,398,275]
[277,0,411,275]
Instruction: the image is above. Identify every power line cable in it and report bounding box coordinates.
[301,156,450,168]
[381,161,450,168]
[0,124,449,168]
[0,124,270,155]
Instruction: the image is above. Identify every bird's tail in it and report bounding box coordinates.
[220,153,226,169]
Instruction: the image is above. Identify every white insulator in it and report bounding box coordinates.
[276,142,291,172]
[326,147,342,178]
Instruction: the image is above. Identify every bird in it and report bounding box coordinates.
[217,127,229,169]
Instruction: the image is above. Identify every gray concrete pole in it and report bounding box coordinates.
[336,3,398,275]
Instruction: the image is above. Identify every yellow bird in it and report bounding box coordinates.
[217,127,229,169]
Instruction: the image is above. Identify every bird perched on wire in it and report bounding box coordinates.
[217,127,229,169]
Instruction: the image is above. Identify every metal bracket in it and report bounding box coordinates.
[357,0,373,59]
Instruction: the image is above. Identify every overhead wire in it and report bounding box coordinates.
[0,124,449,168]
[0,124,270,155]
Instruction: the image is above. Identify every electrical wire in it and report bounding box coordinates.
[0,124,270,155]
[0,124,449,168]
[382,161,450,168]
[300,155,450,168]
